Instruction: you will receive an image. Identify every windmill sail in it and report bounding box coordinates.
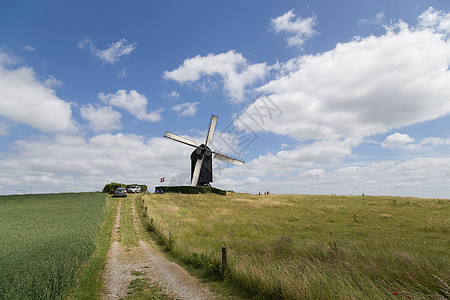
[206,115,218,145]
[214,152,244,167]
[191,157,204,186]
[164,131,198,148]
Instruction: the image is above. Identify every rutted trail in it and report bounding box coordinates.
[102,195,214,299]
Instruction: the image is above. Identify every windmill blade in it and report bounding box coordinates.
[214,152,244,167]
[191,157,203,186]
[164,131,198,148]
[205,115,218,146]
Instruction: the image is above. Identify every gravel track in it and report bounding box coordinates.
[102,195,214,300]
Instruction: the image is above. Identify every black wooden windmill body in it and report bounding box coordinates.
[164,115,244,186]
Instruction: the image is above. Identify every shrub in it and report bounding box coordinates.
[154,185,226,195]
[102,182,125,194]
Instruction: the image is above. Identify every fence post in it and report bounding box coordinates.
[222,246,227,278]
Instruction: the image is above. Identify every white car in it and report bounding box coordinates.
[127,186,141,193]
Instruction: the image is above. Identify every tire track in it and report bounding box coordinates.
[102,195,214,299]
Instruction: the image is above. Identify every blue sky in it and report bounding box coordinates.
[1,0,450,197]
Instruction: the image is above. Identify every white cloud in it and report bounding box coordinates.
[0,52,77,133]
[78,38,137,64]
[44,75,63,88]
[98,89,162,122]
[80,104,122,132]
[0,133,196,195]
[164,90,181,98]
[271,10,318,48]
[379,134,450,149]
[358,12,386,26]
[171,101,200,117]
[215,154,450,198]
[271,56,303,77]
[2,131,450,198]
[382,133,414,148]
[420,137,450,146]
[418,7,450,36]
[237,18,450,141]
[163,50,268,102]
[217,138,357,179]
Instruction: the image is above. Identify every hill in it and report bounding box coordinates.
[141,193,449,299]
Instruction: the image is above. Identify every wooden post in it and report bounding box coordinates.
[222,246,227,278]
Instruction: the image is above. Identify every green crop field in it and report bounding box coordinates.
[0,192,106,300]
[142,193,449,299]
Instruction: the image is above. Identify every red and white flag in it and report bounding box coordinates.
[160,177,165,183]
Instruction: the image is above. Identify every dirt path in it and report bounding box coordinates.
[102,195,215,300]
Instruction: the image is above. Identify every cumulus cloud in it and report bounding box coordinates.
[0,52,77,133]
[271,10,318,48]
[418,7,450,36]
[0,134,194,195]
[78,38,137,64]
[163,50,268,102]
[171,101,200,117]
[98,89,162,122]
[1,131,450,198]
[214,154,450,198]
[237,17,450,141]
[217,138,357,179]
[382,133,414,148]
[80,104,122,132]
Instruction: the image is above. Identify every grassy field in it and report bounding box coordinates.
[142,193,449,299]
[0,192,106,300]
[68,194,118,300]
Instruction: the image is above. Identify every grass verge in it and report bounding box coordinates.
[67,194,119,299]
[135,194,250,299]
[115,195,176,300]
[120,195,139,249]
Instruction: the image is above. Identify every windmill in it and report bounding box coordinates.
[164,114,244,186]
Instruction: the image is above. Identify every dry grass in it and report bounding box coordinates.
[142,193,449,299]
